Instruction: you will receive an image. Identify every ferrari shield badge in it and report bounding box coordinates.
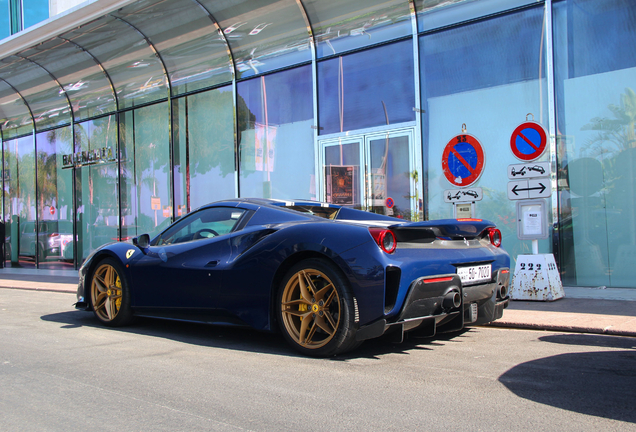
[126,249,135,260]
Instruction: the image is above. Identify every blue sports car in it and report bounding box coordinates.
[75,198,510,356]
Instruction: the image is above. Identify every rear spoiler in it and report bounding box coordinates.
[389,219,496,243]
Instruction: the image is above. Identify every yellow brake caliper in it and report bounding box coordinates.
[115,276,122,310]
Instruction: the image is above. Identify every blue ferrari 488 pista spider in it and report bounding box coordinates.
[75,198,510,356]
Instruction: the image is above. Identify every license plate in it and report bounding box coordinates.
[457,264,492,285]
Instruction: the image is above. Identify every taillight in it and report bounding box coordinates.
[487,228,502,247]
[369,228,397,254]
[48,232,59,238]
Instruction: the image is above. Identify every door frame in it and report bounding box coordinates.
[318,126,420,219]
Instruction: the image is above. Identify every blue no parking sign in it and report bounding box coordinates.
[510,121,548,161]
[441,133,485,187]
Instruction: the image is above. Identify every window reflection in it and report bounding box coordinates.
[0,81,34,139]
[173,86,236,214]
[120,103,171,242]
[303,0,412,58]
[554,0,636,288]
[238,65,315,199]
[3,135,36,268]
[74,117,118,264]
[36,128,74,269]
[0,56,72,131]
[200,0,312,79]
[112,0,233,96]
[318,40,415,134]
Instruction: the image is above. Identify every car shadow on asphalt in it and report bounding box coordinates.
[499,333,636,424]
[41,309,474,360]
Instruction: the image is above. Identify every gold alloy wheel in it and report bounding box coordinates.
[91,263,123,322]
[280,268,341,349]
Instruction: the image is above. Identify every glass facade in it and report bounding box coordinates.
[318,40,415,134]
[37,127,73,268]
[0,0,634,291]
[238,65,315,199]
[75,116,118,262]
[3,135,35,268]
[120,103,171,241]
[173,85,236,213]
[421,5,549,261]
[554,0,636,287]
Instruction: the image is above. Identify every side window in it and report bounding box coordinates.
[154,207,245,246]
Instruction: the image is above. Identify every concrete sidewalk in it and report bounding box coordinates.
[1,269,635,338]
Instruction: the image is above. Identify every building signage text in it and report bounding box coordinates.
[62,147,116,169]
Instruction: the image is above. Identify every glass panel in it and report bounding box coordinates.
[36,127,73,269]
[0,56,71,130]
[324,140,362,208]
[199,0,312,79]
[421,6,547,262]
[237,65,315,199]
[20,38,117,121]
[415,0,537,33]
[3,135,36,268]
[173,86,236,214]
[303,0,412,58]
[0,0,10,39]
[120,103,171,241]
[0,80,33,139]
[554,0,636,288]
[113,0,232,96]
[62,16,168,110]
[74,116,118,264]
[318,40,415,135]
[368,133,412,219]
[23,0,49,29]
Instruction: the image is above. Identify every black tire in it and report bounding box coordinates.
[89,257,134,327]
[277,259,358,357]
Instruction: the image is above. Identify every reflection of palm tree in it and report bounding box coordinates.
[581,87,636,157]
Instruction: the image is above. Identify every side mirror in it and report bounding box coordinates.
[133,233,150,249]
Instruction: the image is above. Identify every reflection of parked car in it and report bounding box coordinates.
[20,220,73,261]
[76,198,510,357]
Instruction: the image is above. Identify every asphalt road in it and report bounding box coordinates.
[1,288,635,432]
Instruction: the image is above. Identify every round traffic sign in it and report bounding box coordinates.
[50,206,55,215]
[510,121,548,161]
[385,197,394,209]
[441,134,485,187]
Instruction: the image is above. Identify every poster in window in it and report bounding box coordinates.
[326,165,356,205]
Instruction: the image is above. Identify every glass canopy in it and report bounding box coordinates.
[0,0,421,135]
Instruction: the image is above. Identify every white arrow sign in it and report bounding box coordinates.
[508,162,550,180]
[507,179,552,200]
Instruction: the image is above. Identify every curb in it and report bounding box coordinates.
[0,285,76,294]
[488,321,636,337]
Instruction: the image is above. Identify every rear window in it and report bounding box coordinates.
[286,206,339,220]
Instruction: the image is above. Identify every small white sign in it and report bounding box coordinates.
[508,162,550,180]
[522,207,543,236]
[454,203,473,219]
[444,187,483,203]
[507,179,551,200]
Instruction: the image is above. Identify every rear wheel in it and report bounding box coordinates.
[89,258,133,327]
[277,259,358,357]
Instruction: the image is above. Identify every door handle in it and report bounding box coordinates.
[205,260,219,268]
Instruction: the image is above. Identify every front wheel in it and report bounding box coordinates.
[277,259,358,357]
[89,258,134,327]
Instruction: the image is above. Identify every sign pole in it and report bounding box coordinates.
[508,116,564,301]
